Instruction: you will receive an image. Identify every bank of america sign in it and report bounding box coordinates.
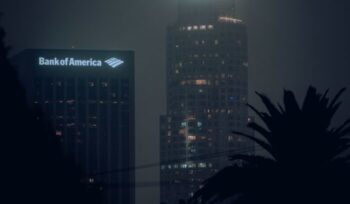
[38,57,124,68]
[105,58,124,68]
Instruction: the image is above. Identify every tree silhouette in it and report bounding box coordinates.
[160,199,188,204]
[190,87,350,204]
[0,19,102,204]
[178,199,188,204]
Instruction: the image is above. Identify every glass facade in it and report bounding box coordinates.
[160,1,254,203]
[13,49,135,204]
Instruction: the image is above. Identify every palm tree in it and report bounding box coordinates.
[190,87,350,204]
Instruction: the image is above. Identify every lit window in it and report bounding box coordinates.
[188,163,196,168]
[55,130,63,137]
[195,79,208,85]
[179,129,186,135]
[188,135,197,141]
[218,16,243,24]
[66,100,75,104]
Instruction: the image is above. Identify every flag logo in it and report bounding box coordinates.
[105,58,124,68]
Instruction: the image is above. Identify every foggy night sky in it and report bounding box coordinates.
[1,0,350,203]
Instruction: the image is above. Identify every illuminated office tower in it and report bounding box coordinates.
[13,49,135,204]
[160,0,253,203]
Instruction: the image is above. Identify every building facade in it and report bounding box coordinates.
[13,49,135,204]
[160,0,254,203]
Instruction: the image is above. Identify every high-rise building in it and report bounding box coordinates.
[12,49,135,204]
[160,0,253,203]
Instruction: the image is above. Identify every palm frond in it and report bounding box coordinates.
[329,88,346,109]
[247,104,265,121]
[190,166,257,204]
[283,90,300,114]
[255,92,282,118]
[247,122,272,144]
[229,154,275,166]
[301,86,318,111]
[191,87,350,204]
[334,119,350,135]
[232,131,274,158]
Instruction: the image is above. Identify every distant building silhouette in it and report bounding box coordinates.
[12,49,135,204]
[160,0,254,203]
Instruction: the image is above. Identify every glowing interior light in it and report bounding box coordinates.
[188,135,197,141]
[218,16,243,24]
[195,79,208,85]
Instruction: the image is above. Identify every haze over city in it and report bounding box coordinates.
[1,0,350,204]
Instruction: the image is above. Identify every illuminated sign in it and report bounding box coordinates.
[38,57,124,68]
[105,58,124,68]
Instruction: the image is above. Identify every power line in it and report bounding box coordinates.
[95,146,257,189]
[87,146,255,177]
[99,180,201,189]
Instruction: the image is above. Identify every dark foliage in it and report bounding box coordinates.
[160,199,189,204]
[0,22,102,203]
[191,87,350,204]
